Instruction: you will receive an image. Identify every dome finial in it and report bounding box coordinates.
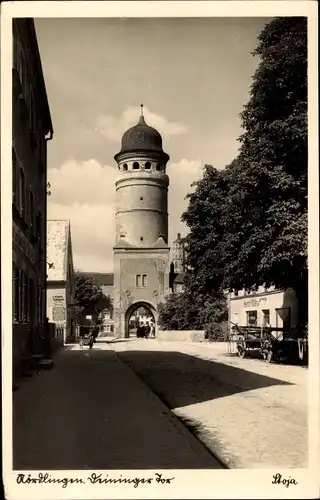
[138,103,146,125]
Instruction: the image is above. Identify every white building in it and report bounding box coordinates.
[46,220,76,343]
[229,286,298,332]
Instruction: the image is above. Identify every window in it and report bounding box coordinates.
[29,87,35,132]
[38,285,42,323]
[29,278,34,323]
[29,190,34,230]
[12,149,18,207]
[140,197,143,201]
[106,325,111,333]
[142,274,147,287]
[123,163,128,171]
[133,162,139,169]
[136,274,141,288]
[140,236,144,241]
[23,276,29,322]
[156,164,161,171]
[19,270,25,322]
[246,310,257,327]
[262,309,270,327]
[105,310,111,320]
[13,264,19,322]
[19,168,26,218]
[145,162,151,169]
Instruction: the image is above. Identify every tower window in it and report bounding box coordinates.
[140,197,143,201]
[156,164,161,171]
[133,162,139,169]
[136,274,141,288]
[145,161,151,169]
[123,163,128,171]
[140,236,144,241]
[142,274,147,287]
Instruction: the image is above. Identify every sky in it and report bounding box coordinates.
[35,17,270,273]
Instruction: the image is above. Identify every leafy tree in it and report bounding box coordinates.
[225,17,307,325]
[181,17,307,327]
[74,271,113,323]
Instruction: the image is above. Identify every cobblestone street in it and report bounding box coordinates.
[110,339,308,468]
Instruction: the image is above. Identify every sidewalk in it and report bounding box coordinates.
[13,343,222,470]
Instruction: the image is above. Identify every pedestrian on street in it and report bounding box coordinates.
[88,332,94,349]
[145,323,151,339]
[79,335,84,350]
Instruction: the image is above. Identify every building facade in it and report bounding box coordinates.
[12,19,53,373]
[46,220,76,343]
[229,286,299,332]
[113,106,170,337]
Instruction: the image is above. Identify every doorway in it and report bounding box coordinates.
[124,302,156,339]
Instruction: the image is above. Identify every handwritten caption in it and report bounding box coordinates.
[16,472,174,489]
[272,473,298,488]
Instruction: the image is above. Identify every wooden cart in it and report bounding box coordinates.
[231,323,308,364]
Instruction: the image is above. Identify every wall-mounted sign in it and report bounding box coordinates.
[53,295,64,304]
[52,306,66,322]
[244,297,267,308]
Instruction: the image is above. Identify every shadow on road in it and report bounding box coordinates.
[13,347,221,470]
[116,350,292,409]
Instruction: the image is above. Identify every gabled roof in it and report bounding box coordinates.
[79,272,114,286]
[47,220,70,281]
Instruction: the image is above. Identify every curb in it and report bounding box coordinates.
[106,342,227,469]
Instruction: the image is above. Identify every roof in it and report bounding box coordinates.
[47,220,70,281]
[79,272,114,286]
[114,112,169,162]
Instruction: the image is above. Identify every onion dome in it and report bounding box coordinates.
[114,104,169,162]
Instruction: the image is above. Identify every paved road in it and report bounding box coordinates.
[13,343,221,470]
[110,338,308,468]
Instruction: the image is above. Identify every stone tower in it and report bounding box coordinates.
[171,232,186,274]
[113,105,170,337]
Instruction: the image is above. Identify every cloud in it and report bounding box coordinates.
[48,159,118,206]
[47,157,204,273]
[94,105,187,143]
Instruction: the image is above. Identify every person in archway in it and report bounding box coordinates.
[140,324,146,339]
[145,322,151,339]
[151,323,155,338]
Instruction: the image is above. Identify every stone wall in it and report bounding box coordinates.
[157,330,205,342]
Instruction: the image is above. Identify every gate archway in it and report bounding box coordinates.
[124,301,157,338]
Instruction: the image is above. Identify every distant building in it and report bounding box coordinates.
[171,232,186,274]
[12,19,54,375]
[228,286,299,332]
[169,232,186,293]
[46,220,76,343]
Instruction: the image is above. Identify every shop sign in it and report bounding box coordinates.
[53,295,64,304]
[244,297,267,308]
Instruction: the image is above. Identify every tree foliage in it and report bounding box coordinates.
[179,17,308,327]
[74,271,113,322]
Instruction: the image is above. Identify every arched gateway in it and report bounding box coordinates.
[113,106,170,337]
[124,300,157,338]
